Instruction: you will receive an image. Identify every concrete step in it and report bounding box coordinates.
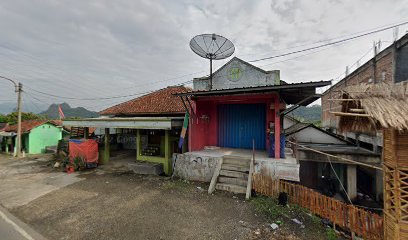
[219,169,249,179]
[218,176,247,187]
[215,183,246,194]
[128,161,163,175]
[221,164,249,172]
[222,156,250,166]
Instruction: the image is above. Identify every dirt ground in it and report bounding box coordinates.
[1,154,336,240]
[11,172,261,240]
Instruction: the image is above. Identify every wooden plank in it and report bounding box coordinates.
[251,173,384,240]
[246,154,254,200]
[330,111,370,117]
[328,99,359,101]
[349,108,366,113]
[208,157,223,194]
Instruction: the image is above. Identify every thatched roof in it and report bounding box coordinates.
[335,83,408,133]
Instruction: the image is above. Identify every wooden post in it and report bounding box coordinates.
[347,165,357,200]
[136,129,140,161]
[84,127,89,139]
[5,138,9,154]
[274,95,280,159]
[164,130,170,174]
[103,128,110,164]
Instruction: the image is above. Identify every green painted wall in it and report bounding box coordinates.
[27,123,62,154]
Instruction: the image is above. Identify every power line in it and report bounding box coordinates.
[24,79,194,101]
[248,20,408,63]
[326,155,353,204]
[236,20,408,59]
[9,20,407,103]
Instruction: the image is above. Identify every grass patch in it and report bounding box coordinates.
[162,179,191,190]
[250,196,297,221]
[250,195,332,239]
[326,227,338,240]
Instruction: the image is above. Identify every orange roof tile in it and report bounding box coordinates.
[5,120,62,133]
[99,86,190,116]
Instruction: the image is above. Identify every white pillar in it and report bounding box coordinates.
[347,164,357,200]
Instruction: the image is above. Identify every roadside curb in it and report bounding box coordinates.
[0,204,47,240]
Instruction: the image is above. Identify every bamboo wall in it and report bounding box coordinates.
[252,174,383,240]
[383,129,408,239]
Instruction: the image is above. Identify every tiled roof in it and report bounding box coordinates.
[100,86,190,116]
[5,120,62,133]
[0,123,8,131]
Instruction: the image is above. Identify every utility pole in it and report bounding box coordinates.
[0,76,22,158]
[16,83,23,158]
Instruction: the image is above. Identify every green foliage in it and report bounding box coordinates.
[326,227,338,240]
[72,156,86,170]
[163,179,191,190]
[0,112,45,124]
[62,156,86,171]
[289,105,322,123]
[250,196,292,221]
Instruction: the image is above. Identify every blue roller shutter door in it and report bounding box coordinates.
[218,103,266,149]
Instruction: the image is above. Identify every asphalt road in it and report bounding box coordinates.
[0,205,45,240]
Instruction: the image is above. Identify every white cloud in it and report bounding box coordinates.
[0,0,407,111]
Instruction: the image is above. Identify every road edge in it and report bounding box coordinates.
[0,204,47,240]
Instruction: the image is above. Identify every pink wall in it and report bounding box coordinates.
[189,93,282,152]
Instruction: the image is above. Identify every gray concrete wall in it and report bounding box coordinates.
[283,116,297,129]
[172,153,299,182]
[255,159,300,182]
[193,58,280,91]
[172,153,221,182]
[290,127,347,145]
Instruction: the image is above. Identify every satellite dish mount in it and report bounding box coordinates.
[190,33,235,89]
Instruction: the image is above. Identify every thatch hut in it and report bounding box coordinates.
[332,83,408,240]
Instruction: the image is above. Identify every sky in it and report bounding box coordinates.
[0,0,407,113]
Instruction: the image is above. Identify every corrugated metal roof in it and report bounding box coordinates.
[100,86,191,116]
[174,80,331,96]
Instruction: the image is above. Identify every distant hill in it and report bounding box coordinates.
[41,103,99,119]
[288,105,321,124]
[0,101,48,114]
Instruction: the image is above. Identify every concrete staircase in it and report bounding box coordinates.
[208,155,254,198]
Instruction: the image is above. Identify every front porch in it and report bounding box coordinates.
[187,147,297,163]
[173,147,299,182]
[63,117,186,175]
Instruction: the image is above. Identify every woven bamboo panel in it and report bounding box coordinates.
[382,129,408,239]
[383,129,408,168]
[252,173,383,240]
[384,213,397,240]
[384,164,397,218]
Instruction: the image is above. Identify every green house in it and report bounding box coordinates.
[5,120,64,154]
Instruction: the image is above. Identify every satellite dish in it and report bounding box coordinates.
[190,33,235,88]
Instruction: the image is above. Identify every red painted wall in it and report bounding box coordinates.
[189,93,282,152]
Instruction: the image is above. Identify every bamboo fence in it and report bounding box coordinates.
[252,173,384,240]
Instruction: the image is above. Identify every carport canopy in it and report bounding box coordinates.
[63,117,184,130]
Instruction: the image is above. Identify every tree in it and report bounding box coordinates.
[0,112,45,125]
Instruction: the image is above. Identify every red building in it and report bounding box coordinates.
[176,57,330,159]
